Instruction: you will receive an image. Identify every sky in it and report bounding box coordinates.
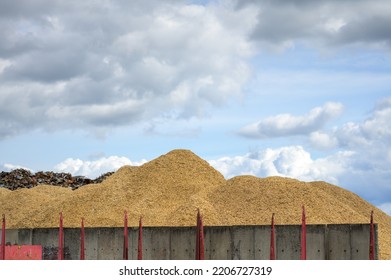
[0,0,390,215]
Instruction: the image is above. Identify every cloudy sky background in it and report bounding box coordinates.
[1,0,390,215]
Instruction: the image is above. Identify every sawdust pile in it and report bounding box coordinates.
[0,149,390,259]
[209,175,391,260]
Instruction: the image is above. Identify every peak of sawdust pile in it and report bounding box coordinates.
[1,149,226,228]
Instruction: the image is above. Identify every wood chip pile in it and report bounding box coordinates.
[0,149,390,259]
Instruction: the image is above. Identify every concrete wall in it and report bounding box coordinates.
[1,224,378,260]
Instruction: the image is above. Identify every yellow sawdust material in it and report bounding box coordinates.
[0,187,11,197]
[0,149,390,259]
[0,185,71,228]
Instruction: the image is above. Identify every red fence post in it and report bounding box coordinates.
[270,213,275,260]
[123,211,128,260]
[138,216,143,260]
[301,206,307,260]
[369,210,375,260]
[58,212,64,260]
[1,214,5,260]
[80,218,85,260]
[199,212,205,260]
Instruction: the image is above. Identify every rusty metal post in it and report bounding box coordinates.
[369,210,375,260]
[80,218,85,260]
[199,212,205,260]
[123,211,128,260]
[301,206,307,260]
[138,216,143,260]
[195,209,200,260]
[58,212,64,260]
[270,213,275,260]
[1,214,5,260]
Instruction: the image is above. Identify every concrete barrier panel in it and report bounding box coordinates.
[231,227,255,260]
[327,224,351,260]
[350,224,370,260]
[254,226,271,259]
[207,227,231,260]
[84,227,99,260]
[128,227,138,260]
[276,225,301,260]
[143,227,171,260]
[64,228,80,260]
[306,225,326,260]
[18,229,32,245]
[97,228,123,260]
[170,227,194,260]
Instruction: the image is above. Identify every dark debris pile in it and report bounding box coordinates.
[0,169,114,191]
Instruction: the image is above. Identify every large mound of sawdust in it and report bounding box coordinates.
[0,149,390,259]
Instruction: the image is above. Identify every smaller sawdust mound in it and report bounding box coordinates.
[0,185,72,228]
[208,175,391,260]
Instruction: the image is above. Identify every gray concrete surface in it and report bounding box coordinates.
[0,224,378,260]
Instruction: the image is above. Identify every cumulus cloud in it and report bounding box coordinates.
[214,96,391,205]
[1,0,390,140]
[310,97,391,152]
[209,142,390,206]
[309,131,339,150]
[0,0,257,139]
[2,163,33,172]
[238,0,391,50]
[209,145,353,184]
[53,156,147,179]
[237,96,391,204]
[238,102,343,139]
[306,97,391,203]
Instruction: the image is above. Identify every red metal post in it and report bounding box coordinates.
[138,216,143,260]
[123,211,128,260]
[80,218,85,260]
[58,212,64,260]
[199,212,205,260]
[195,209,200,260]
[301,206,307,260]
[1,214,5,260]
[270,213,275,260]
[369,210,375,260]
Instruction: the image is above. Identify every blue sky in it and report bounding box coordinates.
[0,0,390,215]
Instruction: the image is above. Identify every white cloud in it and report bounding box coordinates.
[209,138,391,206]
[0,58,12,73]
[303,97,391,203]
[53,156,147,179]
[312,97,391,153]
[0,1,257,139]
[238,102,343,139]
[2,163,33,172]
[241,0,391,50]
[324,18,347,33]
[209,145,353,184]
[309,131,339,150]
